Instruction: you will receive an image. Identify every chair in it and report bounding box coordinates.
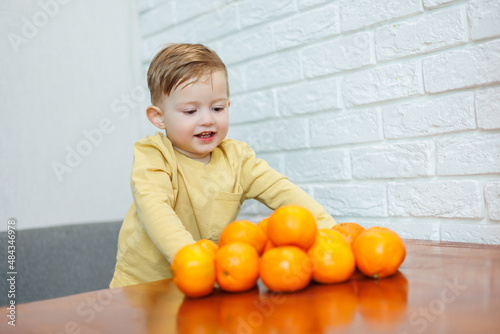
[0,221,122,305]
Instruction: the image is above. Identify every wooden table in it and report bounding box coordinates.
[2,239,499,334]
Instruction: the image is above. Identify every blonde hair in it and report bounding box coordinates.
[147,43,229,105]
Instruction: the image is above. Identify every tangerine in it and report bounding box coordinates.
[268,205,317,251]
[171,243,216,298]
[308,229,356,284]
[260,246,313,292]
[215,242,260,292]
[218,220,267,255]
[257,217,270,233]
[196,239,218,257]
[332,222,365,244]
[262,239,276,253]
[353,227,406,279]
[258,217,276,254]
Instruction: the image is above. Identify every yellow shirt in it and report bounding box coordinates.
[110,132,335,287]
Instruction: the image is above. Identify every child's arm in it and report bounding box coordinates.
[240,144,336,228]
[130,140,196,264]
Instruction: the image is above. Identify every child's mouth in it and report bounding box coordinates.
[195,131,215,141]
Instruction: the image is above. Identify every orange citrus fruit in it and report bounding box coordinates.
[196,239,218,257]
[257,217,276,254]
[257,217,270,232]
[171,243,216,298]
[215,242,260,292]
[260,246,313,292]
[308,229,356,284]
[262,239,276,253]
[267,205,317,251]
[332,222,365,244]
[218,220,267,255]
[353,227,406,279]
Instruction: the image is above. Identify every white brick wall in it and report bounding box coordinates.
[388,180,484,218]
[352,141,434,179]
[316,184,388,217]
[436,133,500,175]
[137,0,500,244]
[273,3,340,50]
[468,0,500,41]
[340,0,423,32]
[342,61,424,107]
[375,6,468,61]
[310,109,380,147]
[476,86,500,129]
[485,182,500,220]
[284,148,351,182]
[423,0,459,9]
[382,92,476,138]
[423,39,500,93]
[302,31,375,77]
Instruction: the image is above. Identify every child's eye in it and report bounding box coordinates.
[184,110,196,115]
[213,107,225,112]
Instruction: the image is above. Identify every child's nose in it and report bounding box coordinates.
[199,109,215,125]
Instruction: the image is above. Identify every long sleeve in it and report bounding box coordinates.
[131,140,195,264]
[239,144,336,229]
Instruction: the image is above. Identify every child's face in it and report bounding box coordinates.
[157,70,229,163]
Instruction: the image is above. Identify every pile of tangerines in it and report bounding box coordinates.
[171,205,406,298]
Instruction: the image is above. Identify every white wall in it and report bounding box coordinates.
[0,0,147,231]
[138,0,500,244]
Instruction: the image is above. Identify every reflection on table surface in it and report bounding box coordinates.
[173,271,408,334]
[1,239,499,334]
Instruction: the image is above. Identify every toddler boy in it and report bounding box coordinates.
[110,43,335,288]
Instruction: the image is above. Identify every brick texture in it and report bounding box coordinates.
[388,181,484,218]
[352,141,434,179]
[342,61,423,107]
[437,133,500,175]
[302,31,375,78]
[340,0,422,32]
[218,25,274,65]
[276,77,341,116]
[423,40,500,93]
[284,149,351,182]
[375,6,467,61]
[485,182,500,221]
[229,90,276,124]
[383,92,476,138]
[138,0,500,244]
[274,4,340,50]
[246,51,302,91]
[315,184,388,217]
[468,0,500,41]
[310,109,381,147]
[239,0,296,28]
[423,0,459,9]
[476,86,500,130]
[229,118,308,152]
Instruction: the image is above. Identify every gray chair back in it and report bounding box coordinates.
[0,221,121,305]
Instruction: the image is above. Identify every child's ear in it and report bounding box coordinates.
[228,99,231,108]
[146,105,165,129]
